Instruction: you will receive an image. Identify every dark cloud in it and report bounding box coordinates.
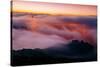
[12,21,29,30]
[60,16,97,28]
[12,15,33,30]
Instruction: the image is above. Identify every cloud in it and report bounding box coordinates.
[12,15,37,30]
[12,14,97,50]
[60,16,97,28]
[12,15,82,40]
[36,24,82,40]
[12,29,67,50]
[13,14,97,29]
[12,21,29,30]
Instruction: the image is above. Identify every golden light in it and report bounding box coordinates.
[12,1,97,16]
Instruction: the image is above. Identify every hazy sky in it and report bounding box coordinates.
[12,1,97,16]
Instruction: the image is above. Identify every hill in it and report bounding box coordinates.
[11,40,97,66]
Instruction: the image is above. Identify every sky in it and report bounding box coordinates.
[12,1,97,16]
[12,0,97,5]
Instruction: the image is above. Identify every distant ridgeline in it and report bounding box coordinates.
[11,40,97,66]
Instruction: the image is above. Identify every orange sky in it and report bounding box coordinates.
[12,1,97,16]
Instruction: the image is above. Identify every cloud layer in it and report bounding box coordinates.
[12,13,97,50]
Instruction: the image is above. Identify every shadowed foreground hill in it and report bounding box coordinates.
[11,40,97,66]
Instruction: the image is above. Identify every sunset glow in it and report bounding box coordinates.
[12,1,97,16]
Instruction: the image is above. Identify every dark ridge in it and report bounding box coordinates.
[11,40,97,66]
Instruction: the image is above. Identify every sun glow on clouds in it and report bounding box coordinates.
[12,15,97,50]
[12,1,97,16]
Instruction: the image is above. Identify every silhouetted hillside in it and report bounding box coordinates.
[65,40,95,55]
[11,40,97,66]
